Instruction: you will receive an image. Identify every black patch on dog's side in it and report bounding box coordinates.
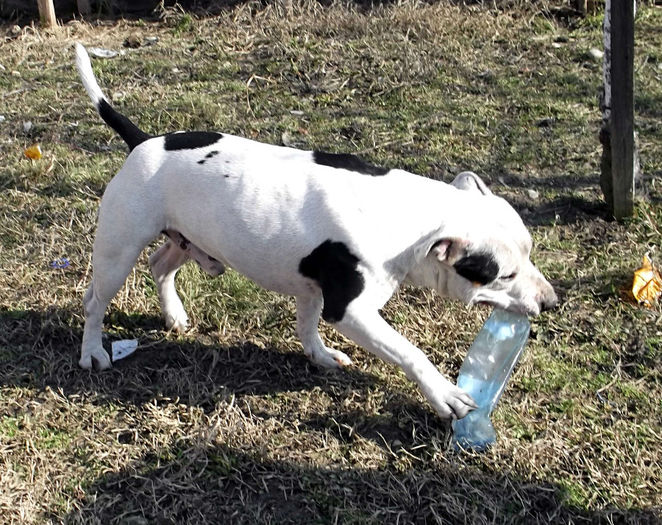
[164,132,223,151]
[299,240,365,323]
[453,253,500,285]
[313,151,389,176]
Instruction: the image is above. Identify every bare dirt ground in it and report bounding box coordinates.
[0,1,660,523]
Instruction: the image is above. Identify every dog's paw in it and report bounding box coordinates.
[310,346,353,369]
[431,384,478,420]
[79,346,112,370]
[165,311,189,333]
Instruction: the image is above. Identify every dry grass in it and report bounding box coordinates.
[1,1,661,523]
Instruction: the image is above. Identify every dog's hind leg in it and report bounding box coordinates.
[80,177,162,370]
[149,240,191,333]
[80,232,151,370]
[151,230,226,332]
[296,294,353,368]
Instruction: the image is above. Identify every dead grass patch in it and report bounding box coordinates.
[1,1,661,523]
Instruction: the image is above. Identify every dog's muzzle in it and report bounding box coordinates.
[539,288,559,312]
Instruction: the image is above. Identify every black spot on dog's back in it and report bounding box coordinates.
[299,240,365,323]
[453,253,499,285]
[313,151,389,176]
[164,132,223,151]
[197,150,220,164]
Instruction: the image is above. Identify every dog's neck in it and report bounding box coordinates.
[402,244,452,296]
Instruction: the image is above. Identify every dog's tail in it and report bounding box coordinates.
[75,43,152,151]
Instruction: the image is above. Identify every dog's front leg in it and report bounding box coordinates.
[334,306,477,420]
[296,294,353,368]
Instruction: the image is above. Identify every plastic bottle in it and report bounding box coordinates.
[452,309,531,452]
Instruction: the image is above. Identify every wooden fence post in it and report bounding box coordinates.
[37,0,57,27]
[600,0,636,220]
[610,0,635,219]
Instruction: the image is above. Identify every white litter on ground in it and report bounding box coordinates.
[111,339,138,361]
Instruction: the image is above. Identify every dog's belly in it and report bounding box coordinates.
[161,206,332,297]
[189,235,318,296]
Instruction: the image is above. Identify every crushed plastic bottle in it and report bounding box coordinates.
[452,309,531,452]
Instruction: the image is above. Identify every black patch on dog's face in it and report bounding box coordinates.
[313,151,389,176]
[164,132,223,151]
[299,240,365,323]
[453,252,499,285]
[197,150,220,164]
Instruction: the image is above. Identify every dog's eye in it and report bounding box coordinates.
[502,272,517,281]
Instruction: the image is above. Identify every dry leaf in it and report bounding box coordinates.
[24,144,42,160]
[632,255,662,307]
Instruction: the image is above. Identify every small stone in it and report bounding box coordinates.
[23,121,33,133]
[588,48,604,61]
[527,189,540,200]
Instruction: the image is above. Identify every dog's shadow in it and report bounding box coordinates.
[0,306,437,444]
[0,306,359,393]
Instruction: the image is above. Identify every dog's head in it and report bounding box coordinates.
[417,172,557,316]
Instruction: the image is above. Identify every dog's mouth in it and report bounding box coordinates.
[475,299,498,309]
[478,300,509,312]
[473,299,533,317]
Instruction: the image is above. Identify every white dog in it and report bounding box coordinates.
[75,44,556,420]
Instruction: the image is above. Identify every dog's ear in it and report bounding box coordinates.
[430,239,500,285]
[451,171,492,196]
[429,238,469,265]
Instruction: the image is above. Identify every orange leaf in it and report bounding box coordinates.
[632,255,662,307]
[24,144,42,160]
